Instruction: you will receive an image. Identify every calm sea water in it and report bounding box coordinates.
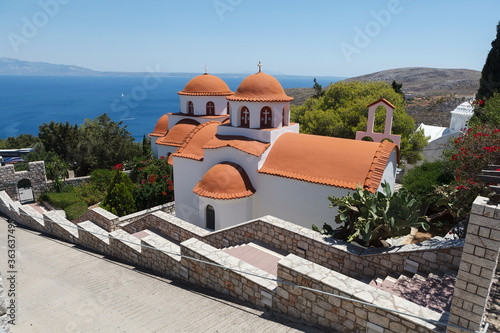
[0,74,341,141]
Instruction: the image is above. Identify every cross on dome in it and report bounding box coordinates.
[204,66,208,74]
[257,61,262,73]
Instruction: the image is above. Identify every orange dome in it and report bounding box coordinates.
[178,73,233,96]
[227,71,293,102]
[149,114,169,137]
[193,162,255,200]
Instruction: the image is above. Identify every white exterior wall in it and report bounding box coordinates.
[179,95,229,116]
[173,157,206,225]
[156,144,179,159]
[198,196,253,230]
[151,136,160,158]
[216,123,299,144]
[254,174,349,229]
[228,101,289,128]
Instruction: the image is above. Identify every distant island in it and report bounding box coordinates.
[0,57,344,80]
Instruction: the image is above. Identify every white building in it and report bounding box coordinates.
[150,66,399,231]
[417,101,474,162]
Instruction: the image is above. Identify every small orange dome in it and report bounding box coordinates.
[178,73,233,96]
[149,114,169,137]
[193,162,255,200]
[227,72,293,102]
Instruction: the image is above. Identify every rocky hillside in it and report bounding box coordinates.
[285,67,481,127]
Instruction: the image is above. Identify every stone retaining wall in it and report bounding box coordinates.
[0,190,480,332]
[0,162,47,201]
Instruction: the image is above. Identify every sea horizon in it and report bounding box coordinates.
[1,74,342,142]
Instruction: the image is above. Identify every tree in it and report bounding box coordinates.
[74,114,142,176]
[470,92,500,126]
[101,165,136,216]
[38,121,79,164]
[0,134,40,149]
[291,81,427,163]
[312,78,324,98]
[142,134,152,157]
[129,156,174,210]
[477,21,500,101]
[391,80,404,99]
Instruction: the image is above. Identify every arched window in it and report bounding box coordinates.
[188,101,194,115]
[206,101,215,116]
[260,106,272,128]
[227,102,230,115]
[240,107,250,128]
[206,205,215,230]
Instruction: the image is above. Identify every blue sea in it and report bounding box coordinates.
[0,74,342,141]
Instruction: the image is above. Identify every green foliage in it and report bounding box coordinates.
[312,78,324,98]
[443,125,500,184]
[402,160,454,205]
[38,121,79,163]
[432,183,493,222]
[0,134,40,149]
[129,157,174,210]
[73,169,115,206]
[321,182,429,247]
[391,80,404,98]
[142,134,152,157]
[291,81,425,163]
[470,92,500,127]
[40,188,88,220]
[73,113,142,176]
[477,21,500,101]
[101,169,136,217]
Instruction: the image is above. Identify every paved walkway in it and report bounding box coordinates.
[0,217,325,333]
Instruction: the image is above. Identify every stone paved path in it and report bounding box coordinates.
[0,217,325,333]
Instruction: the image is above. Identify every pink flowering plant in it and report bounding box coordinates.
[128,156,174,210]
[446,125,500,184]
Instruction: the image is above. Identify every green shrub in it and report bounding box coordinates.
[101,168,136,216]
[40,190,88,220]
[314,182,429,247]
[402,160,454,205]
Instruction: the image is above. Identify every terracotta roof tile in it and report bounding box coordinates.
[203,135,270,156]
[367,98,395,109]
[171,121,220,161]
[149,114,169,137]
[226,72,293,102]
[258,133,398,192]
[178,73,233,96]
[156,119,200,147]
[193,162,255,200]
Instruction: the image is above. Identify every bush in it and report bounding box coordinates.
[100,167,136,216]
[315,182,429,247]
[40,189,88,220]
[402,160,454,205]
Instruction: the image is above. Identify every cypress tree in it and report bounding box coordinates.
[477,21,500,101]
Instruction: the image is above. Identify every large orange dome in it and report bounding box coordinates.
[193,162,255,199]
[227,71,293,102]
[178,73,233,96]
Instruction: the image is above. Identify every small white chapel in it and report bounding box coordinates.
[150,64,400,231]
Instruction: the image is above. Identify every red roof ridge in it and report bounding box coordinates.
[363,140,398,192]
[203,135,270,156]
[171,121,220,161]
[367,98,395,109]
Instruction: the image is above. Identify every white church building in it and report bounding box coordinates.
[150,65,400,231]
[417,101,474,162]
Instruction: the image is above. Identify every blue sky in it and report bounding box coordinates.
[0,0,499,77]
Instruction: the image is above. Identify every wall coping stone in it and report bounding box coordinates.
[78,220,110,244]
[182,238,277,291]
[141,229,181,262]
[109,229,142,253]
[280,254,442,331]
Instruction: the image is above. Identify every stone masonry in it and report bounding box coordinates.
[1,189,495,332]
[0,162,47,201]
[447,196,500,332]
